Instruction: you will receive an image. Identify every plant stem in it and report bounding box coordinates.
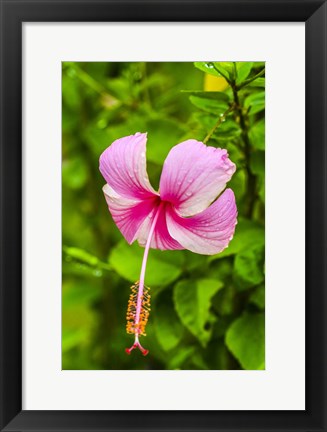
[232,85,257,218]
[236,67,265,90]
[203,103,236,144]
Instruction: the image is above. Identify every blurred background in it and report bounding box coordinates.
[62,61,265,370]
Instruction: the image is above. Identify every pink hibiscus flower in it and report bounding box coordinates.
[99,132,237,355]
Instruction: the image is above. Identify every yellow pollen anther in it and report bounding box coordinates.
[126,282,151,336]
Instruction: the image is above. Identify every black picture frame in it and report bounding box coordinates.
[1,0,326,431]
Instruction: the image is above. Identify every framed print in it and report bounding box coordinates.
[0,1,326,431]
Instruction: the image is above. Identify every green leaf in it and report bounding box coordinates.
[136,72,167,95]
[173,278,224,347]
[154,291,184,351]
[62,157,88,190]
[62,300,95,352]
[63,246,111,275]
[145,118,186,165]
[195,62,253,84]
[190,351,209,370]
[223,141,245,165]
[225,312,265,369]
[182,90,230,100]
[236,62,253,84]
[244,91,265,115]
[252,61,265,69]
[194,62,236,81]
[63,246,101,267]
[249,284,265,309]
[84,114,147,155]
[83,126,112,153]
[249,119,265,150]
[189,93,229,115]
[194,62,224,78]
[250,150,265,176]
[189,112,241,144]
[258,177,265,203]
[62,73,81,110]
[211,284,236,316]
[206,339,235,370]
[228,168,247,202]
[62,328,89,352]
[208,258,233,281]
[109,240,183,287]
[246,77,265,88]
[62,261,104,278]
[106,76,132,102]
[212,118,242,141]
[189,112,216,131]
[210,218,265,259]
[234,244,265,290]
[214,62,236,80]
[168,346,196,370]
[182,250,208,271]
[62,281,102,307]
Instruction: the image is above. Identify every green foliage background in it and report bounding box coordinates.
[62,62,265,370]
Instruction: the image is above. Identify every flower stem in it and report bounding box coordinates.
[203,103,236,144]
[126,202,163,355]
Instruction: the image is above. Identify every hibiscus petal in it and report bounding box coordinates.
[103,184,159,244]
[166,189,237,255]
[159,140,236,216]
[99,132,158,200]
[136,203,184,251]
